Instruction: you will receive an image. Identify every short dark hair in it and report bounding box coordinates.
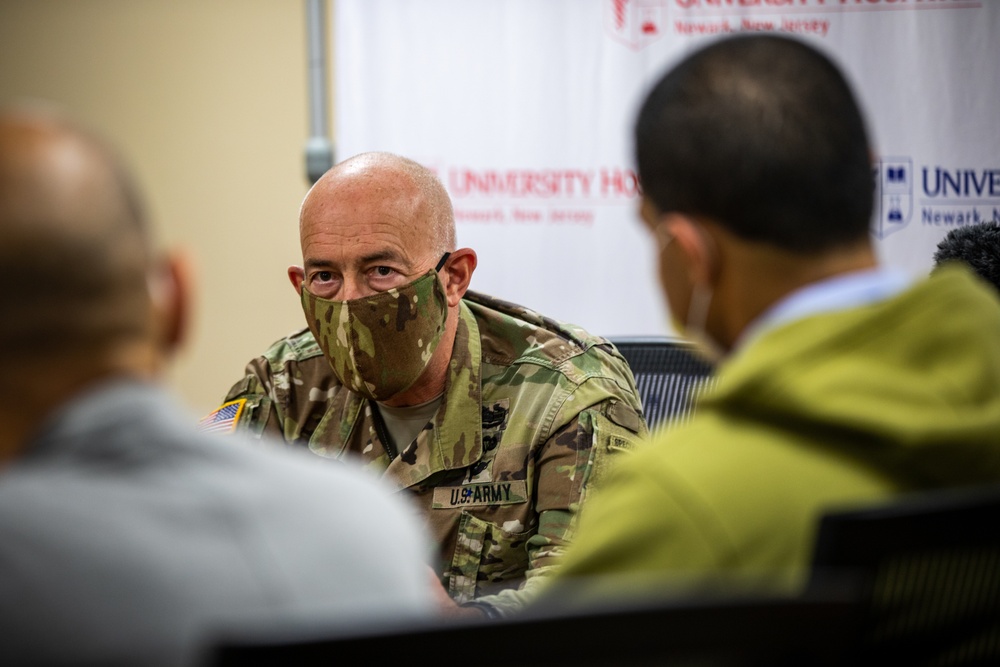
[635,35,873,253]
[933,222,1000,293]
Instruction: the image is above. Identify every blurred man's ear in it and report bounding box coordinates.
[662,213,719,287]
[638,195,662,231]
[149,250,192,358]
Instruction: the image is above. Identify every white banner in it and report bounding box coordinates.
[334,0,1000,338]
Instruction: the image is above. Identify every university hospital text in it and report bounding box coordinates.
[920,167,1000,227]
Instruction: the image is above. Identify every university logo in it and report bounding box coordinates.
[605,0,669,51]
[872,157,913,240]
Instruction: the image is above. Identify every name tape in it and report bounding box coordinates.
[432,481,528,509]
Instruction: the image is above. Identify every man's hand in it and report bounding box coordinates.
[427,567,487,619]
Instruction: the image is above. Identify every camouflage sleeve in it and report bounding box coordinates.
[469,394,646,617]
[219,357,289,443]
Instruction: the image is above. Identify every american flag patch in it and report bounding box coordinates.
[199,399,247,434]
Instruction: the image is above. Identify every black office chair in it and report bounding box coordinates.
[809,485,1000,666]
[608,337,716,431]
[209,591,862,667]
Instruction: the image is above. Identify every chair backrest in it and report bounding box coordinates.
[609,337,716,431]
[809,485,1000,666]
[209,592,862,667]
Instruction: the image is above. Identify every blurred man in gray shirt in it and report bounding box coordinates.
[0,107,432,666]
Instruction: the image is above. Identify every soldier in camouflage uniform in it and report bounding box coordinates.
[213,152,647,618]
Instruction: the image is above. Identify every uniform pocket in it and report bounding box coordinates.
[585,405,645,492]
[449,512,532,603]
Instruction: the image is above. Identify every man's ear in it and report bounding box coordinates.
[662,213,719,287]
[638,195,662,232]
[288,266,305,293]
[441,248,477,307]
[149,249,192,356]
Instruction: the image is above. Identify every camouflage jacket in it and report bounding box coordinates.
[220,291,647,617]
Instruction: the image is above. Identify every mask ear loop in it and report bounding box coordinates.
[684,224,725,363]
[435,252,452,271]
[654,223,674,252]
[687,281,712,335]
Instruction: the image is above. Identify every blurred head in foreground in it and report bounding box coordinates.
[0,106,431,666]
[635,34,875,359]
[0,105,188,462]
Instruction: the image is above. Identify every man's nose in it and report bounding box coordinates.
[338,275,371,301]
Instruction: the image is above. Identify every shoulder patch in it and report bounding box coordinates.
[198,398,247,435]
[605,399,643,433]
[224,375,256,402]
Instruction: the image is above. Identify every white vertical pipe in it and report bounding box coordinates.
[305,0,334,184]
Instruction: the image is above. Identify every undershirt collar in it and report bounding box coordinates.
[736,267,913,351]
[375,394,444,455]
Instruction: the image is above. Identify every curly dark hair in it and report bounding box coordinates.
[933,221,1000,294]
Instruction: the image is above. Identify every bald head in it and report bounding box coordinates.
[301,152,456,258]
[287,151,477,406]
[0,109,152,369]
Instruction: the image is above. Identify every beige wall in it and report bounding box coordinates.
[0,0,324,415]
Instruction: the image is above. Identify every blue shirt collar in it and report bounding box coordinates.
[736,267,914,351]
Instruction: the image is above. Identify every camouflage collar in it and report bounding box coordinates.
[424,301,484,473]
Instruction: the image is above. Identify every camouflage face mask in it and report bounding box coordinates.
[301,255,450,401]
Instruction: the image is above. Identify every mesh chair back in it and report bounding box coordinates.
[809,485,1000,666]
[609,337,716,431]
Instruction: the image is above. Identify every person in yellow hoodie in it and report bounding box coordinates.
[547,34,1000,598]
